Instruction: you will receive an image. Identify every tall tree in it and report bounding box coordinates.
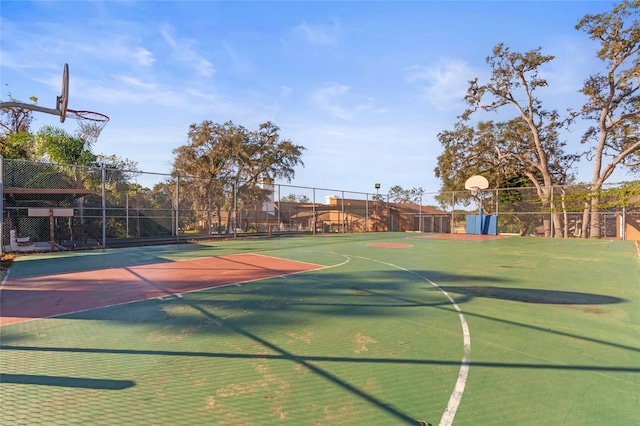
[172,120,305,233]
[461,44,575,237]
[388,185,425,204]
[244,122,305,183]
[573,0,640,238]
[435,120,518,192]
[0,95,37,159]
[173,121,244,233]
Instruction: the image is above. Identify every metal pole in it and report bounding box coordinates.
[101,164,106,248]
[477,190,483,235]
[0,156,4,256]
[419,191,423,233]
[549,186,555,238]
[277,184,281,236]
[233,182,237,239]
[495,188,499,230]
[365,194,369,232]
[312,188,316,235]
[126,192,129,238]
[451,191,455,234]
[341,191,345,233]
[387,194,390,231]
[175,176,180,241]
[208,197,212,235]
[375,183,380,232]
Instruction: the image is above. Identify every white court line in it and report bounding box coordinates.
[349,254,471,426]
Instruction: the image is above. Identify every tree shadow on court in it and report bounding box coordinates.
[26,267,631,356]
[2,266,636,426]
[434,286,624,305]
[0,373,135,390]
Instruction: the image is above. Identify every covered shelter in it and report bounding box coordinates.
[3,186,94,252]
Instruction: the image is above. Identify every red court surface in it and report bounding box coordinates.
[0,253,323,326]
[417,233,510,241]
[366,243,413,248]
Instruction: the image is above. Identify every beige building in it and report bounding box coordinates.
[230,195,450,234]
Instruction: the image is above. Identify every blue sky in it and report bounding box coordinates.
[0,1,630,198]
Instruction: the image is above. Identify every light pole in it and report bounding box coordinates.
[375,183,380,232]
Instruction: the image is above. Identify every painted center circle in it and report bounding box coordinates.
[366,243,413,248]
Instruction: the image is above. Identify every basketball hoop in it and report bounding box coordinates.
[464,175,489,210]
[66,109,109,145]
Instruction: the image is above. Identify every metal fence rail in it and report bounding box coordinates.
[2,157,638,252]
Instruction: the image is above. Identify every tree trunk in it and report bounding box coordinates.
[216,207,222,234]
[580,201,590,238]
[226,208,233,234]
[589,196,602,239]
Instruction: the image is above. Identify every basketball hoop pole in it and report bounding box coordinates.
[477,188,483,235]
[465,175,489,235]
[0,102,61,117]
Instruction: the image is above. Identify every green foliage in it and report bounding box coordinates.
[280,194,310,203]
[573,0,640,180]
[0,94,38,159]
[172,120,305,231]
[0,132,36,159]
[388,185,424,203]
[36,125,97,166]
[600,180,640,209]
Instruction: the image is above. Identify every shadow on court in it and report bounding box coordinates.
[0,373,135,390]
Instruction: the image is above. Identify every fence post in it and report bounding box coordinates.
[0,156,3,256]
[451,191,455,233]
[277,184,281,236]
[101,163,106,248]
[550,185,554,238]
[233,181,237,239]
[365,193,369,232]
[312,188,316,235]
[175,176,180,241]
[387,194,391,231]
[126,192,129,238]
[419,191,423,233]
[341,191,345,233]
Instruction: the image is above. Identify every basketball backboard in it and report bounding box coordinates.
[464,175,489,191]
[0,63,69,122]
[56,63,69,122]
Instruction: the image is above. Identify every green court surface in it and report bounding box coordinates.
[1,233,638,425]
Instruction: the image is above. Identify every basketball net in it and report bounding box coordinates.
[66,109,109,145]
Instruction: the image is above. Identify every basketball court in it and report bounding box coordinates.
[1,233,638,425]
[1,65,638,426]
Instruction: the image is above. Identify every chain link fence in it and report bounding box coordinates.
[2,157,638,252]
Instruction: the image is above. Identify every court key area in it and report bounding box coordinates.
[1,233,638,425]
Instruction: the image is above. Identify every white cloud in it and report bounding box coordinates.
[222,42,251,74]
[279,85,293,98]
[405,59,477,111]
[160,27,215,77]
[310,83,374,120]
[292,19,341,47]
